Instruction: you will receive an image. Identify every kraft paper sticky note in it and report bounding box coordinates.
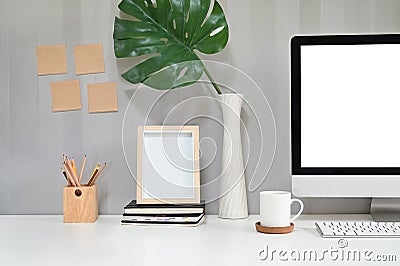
[36,44,67,75]
[73,44,105,75]
[87,82,118,113]
[50,80,82,112]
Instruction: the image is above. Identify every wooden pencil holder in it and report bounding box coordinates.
[63,185,98,223]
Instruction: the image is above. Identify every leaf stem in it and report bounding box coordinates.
[203,66,222,95]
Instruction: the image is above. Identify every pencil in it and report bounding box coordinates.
[71,158,78,176]
[89,163,106,186]
[65,159,80,186]
[63,163,76,187]
[87,163,100,186]
[62,168,67,179]
[62,168,73,186]
[79,155,86,183]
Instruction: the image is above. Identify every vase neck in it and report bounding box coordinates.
[219,94,243,114]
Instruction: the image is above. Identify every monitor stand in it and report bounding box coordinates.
[370,198,400,221]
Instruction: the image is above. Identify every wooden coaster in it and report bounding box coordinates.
[255,221,294,234]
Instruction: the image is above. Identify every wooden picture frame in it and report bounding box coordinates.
[137,125,200,204]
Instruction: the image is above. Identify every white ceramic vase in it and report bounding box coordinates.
[218,93,249,219]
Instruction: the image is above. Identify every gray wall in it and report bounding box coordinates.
[1,0,400,214]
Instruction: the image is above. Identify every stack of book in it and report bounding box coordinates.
[121,200,205,226]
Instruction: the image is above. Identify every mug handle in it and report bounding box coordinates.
[289,198,304,223]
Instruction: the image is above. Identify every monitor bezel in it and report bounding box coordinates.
[291,34,400,175]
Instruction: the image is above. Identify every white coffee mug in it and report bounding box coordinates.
[260,191,304,227]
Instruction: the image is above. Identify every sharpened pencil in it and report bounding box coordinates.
[71,158,78,176]
[87,163,100,186]
[63,163,77,187]
[79,155,86,183]
[89,163,106,186]
[65,159,80,186]
[62,168,72,186]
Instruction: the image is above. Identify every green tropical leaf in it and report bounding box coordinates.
[113,0,229,90]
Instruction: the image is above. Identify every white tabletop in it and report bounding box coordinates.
[1,214,399,266]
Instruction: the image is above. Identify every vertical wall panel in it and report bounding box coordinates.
[372,0,400,32]
[0,0,11,213]
[8,0,42,214]
[300,0,321,34]
[343,0,373,33]
[321,0,345,33]
[1,0,400,214]
[37,0,67,213]
[272,0,299,194]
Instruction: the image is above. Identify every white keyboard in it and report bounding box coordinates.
[316,221,400,238]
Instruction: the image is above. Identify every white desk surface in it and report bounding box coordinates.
[1,214,399,266]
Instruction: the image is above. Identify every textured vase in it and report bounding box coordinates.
[218,93,249,219]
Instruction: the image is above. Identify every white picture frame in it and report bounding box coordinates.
[137,125,200,204]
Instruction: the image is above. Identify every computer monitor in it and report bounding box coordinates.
[291,34,400,221]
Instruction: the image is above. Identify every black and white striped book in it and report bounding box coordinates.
[123,200,205,215]
[121,213,205,226]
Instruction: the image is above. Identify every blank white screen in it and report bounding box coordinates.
[301,44,400,167]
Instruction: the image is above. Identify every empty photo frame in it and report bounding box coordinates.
[137,126,200,204]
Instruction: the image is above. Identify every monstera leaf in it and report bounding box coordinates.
[113,0,228,92]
